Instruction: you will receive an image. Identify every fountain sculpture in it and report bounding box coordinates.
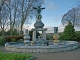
[5,6,79,53]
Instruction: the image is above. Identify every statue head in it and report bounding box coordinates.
[38,5,41,8]
[54,27,58,34]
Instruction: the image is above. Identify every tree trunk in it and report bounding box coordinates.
[2,29,4,37]
[20,24,23,35]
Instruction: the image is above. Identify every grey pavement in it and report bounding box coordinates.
[32,48,80,60]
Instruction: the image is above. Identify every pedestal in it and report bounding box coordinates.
[23,29,30,46]
[24,40,30,46]
[32,28,47,41]
[42,31,46,40]
[32,31,36,41]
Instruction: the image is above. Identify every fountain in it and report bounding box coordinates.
[5,6,79,53]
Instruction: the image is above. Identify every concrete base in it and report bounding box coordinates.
[5,41,79,53]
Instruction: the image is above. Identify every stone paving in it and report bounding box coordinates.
[0,45,80,60]
[32,44,80,60]
[32,48,80,60]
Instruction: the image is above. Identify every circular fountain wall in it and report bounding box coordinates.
[5,41,78,53]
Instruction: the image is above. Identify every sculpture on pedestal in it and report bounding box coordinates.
[23,29,30,46]
[33,6,45,20]
[33,6,45,28]
[31,6,47,46]
[53,27,59,43]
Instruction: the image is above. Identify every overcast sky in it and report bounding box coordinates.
[24,0,80,33]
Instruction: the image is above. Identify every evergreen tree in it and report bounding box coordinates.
[59,21,77,41]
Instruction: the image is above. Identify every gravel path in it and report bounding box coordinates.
[0,45,80,60]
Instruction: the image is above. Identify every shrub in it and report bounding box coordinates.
[6,29,19,35]
[0,36,5,45]
[59,21,77,41]
[75,33,80,42]
[5,36,23,42]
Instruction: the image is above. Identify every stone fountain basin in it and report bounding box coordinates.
[5,41,78,53]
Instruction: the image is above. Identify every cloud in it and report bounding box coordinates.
[54,15,63,22]
[47,2,58,10]
[44,25,65,33]
[54,18,60,22]
[23,23,65,33]
[24,21,80,33]
[23,23,34,30]
[44,26,54,33]
[55,18,59,20]
[74,27,80,31]
[58,25,65,32]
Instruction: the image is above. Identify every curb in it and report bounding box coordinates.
[26,56,36,60]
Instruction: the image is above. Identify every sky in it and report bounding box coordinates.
[26,0,80,33]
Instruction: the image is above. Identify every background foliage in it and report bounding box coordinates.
[59,21,79,41]
[0,36,5,45]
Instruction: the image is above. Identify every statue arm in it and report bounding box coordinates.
[41,8,45,9]
[33,7,37,9]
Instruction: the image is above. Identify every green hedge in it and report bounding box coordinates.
[0,52,32,60]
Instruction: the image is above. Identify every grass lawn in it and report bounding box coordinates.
[0,52,33,60]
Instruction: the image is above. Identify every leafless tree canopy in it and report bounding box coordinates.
[0,0,44,35]
[61,7,80,27]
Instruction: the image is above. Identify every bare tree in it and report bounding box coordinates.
[18,0,44,35]
[61,8,79,27]
[6,0,44,35]
[0,0,10,36]
[0,0,44,36]
[6,0,19,35]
